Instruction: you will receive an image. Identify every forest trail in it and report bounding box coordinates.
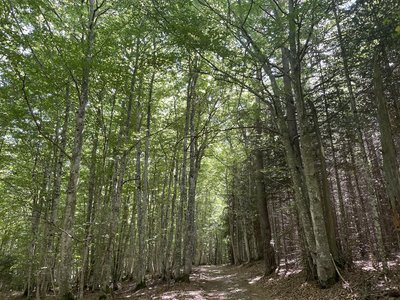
[118,265,268,299]
[116,261,400,300]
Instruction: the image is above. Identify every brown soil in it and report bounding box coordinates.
[116,264,267,300]
[113,262,400,300]
[3,261,400,299]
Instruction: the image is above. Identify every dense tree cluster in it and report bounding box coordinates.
[0,0,399,299]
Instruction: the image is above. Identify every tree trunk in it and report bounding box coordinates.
[42,84,71,296]
[238,194,251,263]
[309,101,342,265]
[323,97,352,265]
[183,57,199,281]
[344,164,366,257]
[278,49,318,279]
[164,143,179,279]
[373,50,400,233]
[79,115,99,300]
[254,117,276,275]
[136,69,155,287]
[288,0,336,286]
[59,1,96,297]
[135,75,146,288]
[228,193,239,265]
[26,155,42,299]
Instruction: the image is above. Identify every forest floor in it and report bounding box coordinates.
[3,259,400,299]
[118,264,266,300]
[114,260,400,300]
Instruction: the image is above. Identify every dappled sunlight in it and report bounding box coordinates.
[354,255,400,272]
[129,265,265,299]
[280,269,303,278]
[151,285,234,299]
[354,260,377,272]
[204,290,229,299]
[249,275,262,284]
[115,261,400,300]
[199,274,234,281]
[228,287,247,293]
[160,290,206,300]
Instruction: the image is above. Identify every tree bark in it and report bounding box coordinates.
[164,141,179,279]
[183,57,199,281]
[254,117,276,275]
[173,103,189,278]
[79,117,99,300]
[373,50,400,233]
[288,0,336,286]
[135,75,146,288]
[59,1,96,297]
[136,69,155,287]
[323,97,352,265]
[279,49,318,279]
[42,84,71,297]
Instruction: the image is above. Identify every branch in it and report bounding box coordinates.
[20,75,72,161]
[271,0,288,15]
[241,0,254,28]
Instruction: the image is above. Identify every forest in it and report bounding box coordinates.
[0,0,400,299]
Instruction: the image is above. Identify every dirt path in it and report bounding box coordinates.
[178,265,266,300]
[115,262,400,299]
[117,265,267,299]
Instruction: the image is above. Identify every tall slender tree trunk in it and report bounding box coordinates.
[323,98,352,264]
[309,101,342,265]
[164,142,179,279]
[135,76,146,288]
[26,155,41,299]
[135,69,155,287]
[344,164,366,257]
[159,167,171,276]
[183,57,199,281]
[254,116,276,275]
[228,192,239,265]
[373,50,400,232]
[237,191,251,263]
[264,49,317,279]
[288,0,336,287]
[173,59,194,279]
[365,133,394,249]
[59,1,96,297]
[79,115,99,300]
